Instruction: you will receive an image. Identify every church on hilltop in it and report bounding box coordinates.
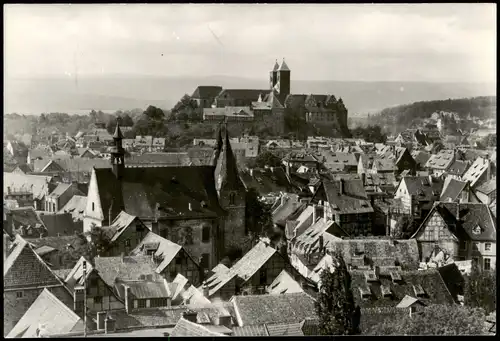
[191,59,350,136]
[83,122,248,270]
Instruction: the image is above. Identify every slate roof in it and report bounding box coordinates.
[28,147,53,160]
[116,280,171,299]
[447,160,469,176]
[231,292,316,326]
[425,150,455,170]
[285,205,313,240]
[401,176,443,201]
[7,206,46,230]
[36,158,111,173]
[131,232,190,274]
[326,239,420,270]
[202,240,279,296]
[4,172,53,199]
[422,202,496,242]
[14,164,34,174]
[126,153,192,166]
[475,177,496,195]
[191,86,223,99]
[4,235,63,289]
[171,273,210,306]
[320,151,357,166]
[440,179,469,202]
[267,269,304,295]
[317,180,373,215]
[372,157,396,172]
[216,89,269,101]
[103,211,142,242]
[239,167,292,195]
[272,193,302,225]
[40,213,81,237]
[59,195,87,221]
[278,59,290,71]
[6,288,84,338]
[53,268,73,281]
[170,317,227,337]
[411,150,432,168]
[395,295,424,308]
[92,165,223,222]
[26,235,86,253]
[284,151,319,163]
[293,218,342,254]
[94,256,160,288]
[349,268,455,308]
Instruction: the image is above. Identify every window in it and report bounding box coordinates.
[460,240,467,251]
[202,226,210,243]
[137,299,146,309]
[125,239,131,247]
[229,192,236,205]
[52,203,56,212]
[93,296,102,304]
[201,253,210,269]
[485,243,491,251]
[92,202,95,211]
[484,258,491,271]
[16,291,23,298]
[472,242,479,251]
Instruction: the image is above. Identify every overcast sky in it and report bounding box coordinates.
[4,4,496,82]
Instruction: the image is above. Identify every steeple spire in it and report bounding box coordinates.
[110,121,125,179]
[214,122,244,195]
[278,58,290,71]
[273,59,279,71]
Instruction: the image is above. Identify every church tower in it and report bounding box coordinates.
[213,123,247,257]
[269,59,279,90]
[275,58,291,104]
[110,122,125,179]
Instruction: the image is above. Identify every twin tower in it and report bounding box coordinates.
[269,59,291,105]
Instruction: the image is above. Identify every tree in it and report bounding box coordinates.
[119,113,134,127]
[365,304,487,335]
[431,141,445,154]
[171,94,200,121]
[316,252,359,335]
[245,188,274,237]
[143,105,165,121]
[464,262,496,314]
[392,215,418,238]
[58,233,93,266]
[251,151,282,168]
[84,223,112,258]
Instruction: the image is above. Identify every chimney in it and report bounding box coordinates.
[121,252,125,263]
[218,315,232,329]
[319,235,324,253]
[361,173,366,186]
[203,286,210,298]
[124,285,131,313]
[188,203,192,211]
[456,203,460,222]
[428,175,433,186]
[339,179,344,195]
[97,311,106,330]
[312,204,317,223]
[250,168,253,177]
[183,310,198,323]
[270,166,274,173]
[7,186,11,194]
[104,316,116,334]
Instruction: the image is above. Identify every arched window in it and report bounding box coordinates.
[229,192,236,206]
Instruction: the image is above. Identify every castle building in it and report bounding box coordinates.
[83,123,247,270]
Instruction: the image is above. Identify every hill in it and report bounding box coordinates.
[368,96,496,135]
[4,75,495,116]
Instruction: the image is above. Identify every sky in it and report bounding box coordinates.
[4,3,496,82]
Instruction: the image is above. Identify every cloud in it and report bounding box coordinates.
[4,4,496,82]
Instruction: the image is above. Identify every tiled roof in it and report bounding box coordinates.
[4,235,63,289]
[53,268,73,280]
[475,177,496,195]
[105,211,141,242]
[440,179,468,202]
[4,172,53,199]
[171,273,211,306]
[319,180,373,215]
[29,147,53,160]
[372,157,396,172]
[320,151,357,166]
[266,321,305,336]
[267,269,304,295]
[6,288,84,338]
[92,166,223,222]
[231,292,316,326]
[203,240,278,296]
[216,89,269,101]
[411,151,432,167]
[117,280,171,299]
[126,153,191,166]
[395,295,424,308]
[232,325,269,336]
[326,239,420,270]
[191,86,223,99]
[170,317,227,337]
[7,206,46,230]
[293,218,341,254]
[64,256,94,291]
[360,306,412,333]
[424,150,455,170]
[94,255,160,288]
[350,268,455,308]
[309,253,335,284]
[26,235,86,253]
[131,232,187,274]
[240,167,292,195]
[284,151,318,163]
[59,195,87,221]
[272,193,302,225]
[447,160,469,176]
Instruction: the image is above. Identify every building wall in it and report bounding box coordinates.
[74,273,125,314]
[475,190,496,205]
[83,169,104,234]
[3,285,69,336]
[394,181,412,214]
[243,252,295,295]
[106,219,149,257]
[333,212,373,236]
[415,211,459,261]
[161,249,201,286]
[213,277,237,302]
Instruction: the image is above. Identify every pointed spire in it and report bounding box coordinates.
[272,59,279,71]
[113,121,123,139]
[278,58,290,71]
[214,123,244,194]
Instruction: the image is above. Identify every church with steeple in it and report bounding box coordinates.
[83,122,247,271]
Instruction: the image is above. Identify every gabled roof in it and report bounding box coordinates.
[395,295,425,308]
[116,279,171,299]
[4,172,53,200]
[64,256,94,291]
[272,193,302,225]
[59,195,87,221]
[94,255,160,288]
[278,59,290,71]
[401,176,443,201]
[126,152,192,166]
[440,179,468,202]
[266,321,305,336]
[203,240,278,296]
[475,177,496,195]
[272,60,280,71]
[40,213,81,237]
[267,270,304,295]
[7,206,47,230]
[26,235,85,254]
[232,325,269,336]
[411,150,432,167]
[216,89,269,101]
[230,292,316,326]
[6,288,84,338]
[293,218,341,254]
[191,86,223,99]
[447,160,469,176]
[104,210,146,242]
[131,232,191,274]
[317,180,373,215]
[4,235,63,289]
[48,183,73,198]
[171,273,211,306]
[170,317,227,337]
[240,167,292,195]
[437,263,465,303]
